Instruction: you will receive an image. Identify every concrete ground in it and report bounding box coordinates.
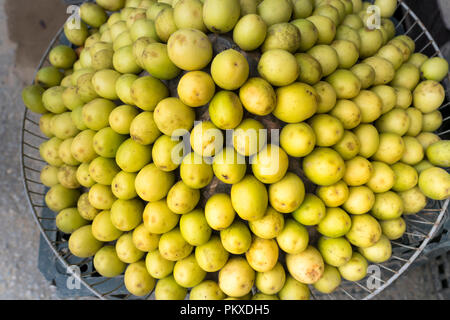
[0,0,447,300]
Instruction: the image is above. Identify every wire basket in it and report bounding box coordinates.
[20,0,450,300]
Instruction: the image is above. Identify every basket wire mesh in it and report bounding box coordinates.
[20,0,450,300]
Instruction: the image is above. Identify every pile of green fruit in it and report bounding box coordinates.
[22,0,450,300]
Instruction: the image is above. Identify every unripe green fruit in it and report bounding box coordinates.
[239,77,276,116]
[179,209,212,246]
[291,19,318,52]
[64,20,89,47]
[231,175,268,221]
[49,45,77,70]
[413,80,445,113]
[167,29,212,71]
[257,0,292,27]
[173,0,206,32]
[203,0,240,33]
[131,76,169,111]
[351,63,375,89]
[129,111,161,145]
[420,57,449,82]
[22,85,47,114]
[418,167,450,200]
[80,3,108,28]
[155,8,178,43]
[68,225,103,258]
[306,15,336,45]
[303,148,345,186]
[141,43,181,80]
[307,45,339,77]
[262,23,301,53]
[116,138,152,172]
[45,184,80,212]
[258,49,299,86]
[326,69,361,99]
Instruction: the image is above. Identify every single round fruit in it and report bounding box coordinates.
[231,175,268,221]
[278,275,310,300]
[380,217,406,240]
[116,138,152,173]
[427,140,450,167]
[255,262,286,295]
[273,82,317,123]
[308,114,344,147]
[143,200,179,234]
[68,225,103,259]
[329,99,361,130]
[318,236,352,267]
[342,186,375,215]
[276,219,309,254]
[204,193,236,230]
[239,77,276,116]
[145,250,174,280]
[307,45,339,77]
[249,207,284,239]
[195,235,229,272]
[220,221,252,254]
[179,209,211,246]
[372,133,405,165]
[212,147,247,184]
[358,234,392,263]
[343,156,373,186]
[317,207,351,238]
[257,0,292,26]
[233,14,268,51]
[178,71,215,107]
[413,80,445,113]
[366,161,395,193]
[352,90,382,123]
[292,194,326,226]
[333,130,361,160]
[159,228,193,261]
[261,22,301,53]
[280,123,316,157]
[313,264,341,294]
[153,97,195,136]
[56,208,89,234]
[232,118,266,156]
[346,214,382,248]
[371,191,404,220]
[252,144,289,184]
[93,246,126,278]
[285,246,324,284]
[418,167,450,200]
[179,152,214,189]
[303,148,345,186]
[314,81,337,113]
[338,252,368,281]
[173,254,206,288]
[167,29,212,71]
[246,236,279,272]
[155,275,187,300]
[257,49,299,86]
[398,186,427,215]
[167,181,200,215]
[420,57,449,82]
[218,257,255,298]
[203,0,240,33]
[295,53,322,85]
